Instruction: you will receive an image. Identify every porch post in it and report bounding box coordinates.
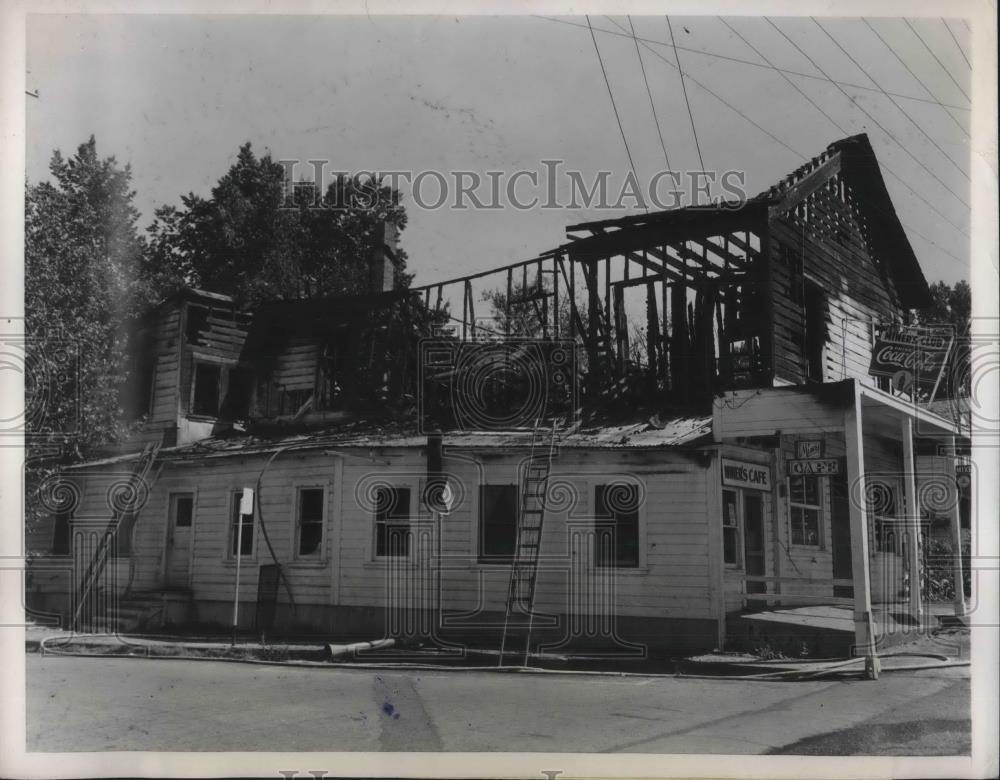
[946,435,967,616]
[901,417,922,621]
[844,385,879,678]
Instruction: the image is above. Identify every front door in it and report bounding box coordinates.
[743,493,767,599]
[166,493,194,587]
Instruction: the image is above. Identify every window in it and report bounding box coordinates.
[221,367,253,420]
[296,488,325,557]
[479,484,518,563]
[789,475,822,546]
[722,489,739,565]
[229,491,254,558]
[374,486,411,557]
[51,510,72,556]
[174,495,194,527]
[594,484,640,568]
[192,363,222,417]
[804,282,827,382]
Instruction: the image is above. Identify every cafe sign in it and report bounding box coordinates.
[787,458,842,476]
[721,458,772,491]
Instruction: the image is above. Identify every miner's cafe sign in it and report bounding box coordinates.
[868,323,953,398]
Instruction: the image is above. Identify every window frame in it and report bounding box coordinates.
[478,483,519,565]
[226,489,256,560]
[294,485,327,560]
[373,485,413,560]
[190,360,224,419]
[788,474,824,548]
[593,482,642,570]
[722,487,742,568]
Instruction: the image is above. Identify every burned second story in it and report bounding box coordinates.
[118,134,939,452]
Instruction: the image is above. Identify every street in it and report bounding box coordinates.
[27,655,970,754]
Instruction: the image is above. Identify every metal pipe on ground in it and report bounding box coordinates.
[326,638,395,659]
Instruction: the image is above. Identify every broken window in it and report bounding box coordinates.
[229,491,254,558]
[185,305,209,344]
[374,486,411,558]
[789,475,822,546]
[51,509,72,556]
[804,282,827,382]
[479,484,518,563]
[594,484,640,568]
[221,366,253,420]
[192,362,222,417]
[297,487,325,557]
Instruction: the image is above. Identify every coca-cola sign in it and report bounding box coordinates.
[868,323,953,398]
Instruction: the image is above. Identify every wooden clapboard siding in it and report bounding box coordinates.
[769,173,902,387]
[272,338,320,391]
[714,387,845,439]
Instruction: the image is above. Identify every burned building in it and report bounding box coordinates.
[26,135,971,664]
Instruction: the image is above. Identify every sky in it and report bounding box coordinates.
[25,13,973,297]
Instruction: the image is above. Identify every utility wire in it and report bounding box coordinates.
[717,17,968,245]
[942,19,971,69]
[535,15,971,112]
[605,15,967,239]
[666,15,706,179]
[627,15,672,172]
[601,16,801,160]
[766,17,969,209]
[600,16,967,263]
[813,18,969,181]
[586,14,647,214]
[904,19,971,102]
[862,19,969,139]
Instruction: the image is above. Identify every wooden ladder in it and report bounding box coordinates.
[71,442,160,632]
[498,420,557,667]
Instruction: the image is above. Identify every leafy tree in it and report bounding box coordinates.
[25,136,152,461]
[147,143,412,306]
[918,279,972,401]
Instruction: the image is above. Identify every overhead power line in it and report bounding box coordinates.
[586,15,647,213]
[666,15,706,178]
[765,17,969,210]
[627,15,672,171]
[600,15,969,262]
[862,19,969,139]
[535,15,971,112]
[813,18,969,182]
[942,19,971,69]
[717,17,968,241]
[904,19,971,102]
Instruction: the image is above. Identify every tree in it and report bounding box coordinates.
[25,136,153,461]
[147,143,412,306]
[918,279,972,400]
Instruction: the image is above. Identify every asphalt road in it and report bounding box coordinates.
[26,655,969,754]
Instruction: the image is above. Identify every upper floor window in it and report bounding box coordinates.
[192,362,223,417]
[804,282,827,382]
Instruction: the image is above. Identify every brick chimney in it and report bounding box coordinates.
[370,221,398,293]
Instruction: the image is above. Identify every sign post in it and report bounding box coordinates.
[232,487,254,645]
